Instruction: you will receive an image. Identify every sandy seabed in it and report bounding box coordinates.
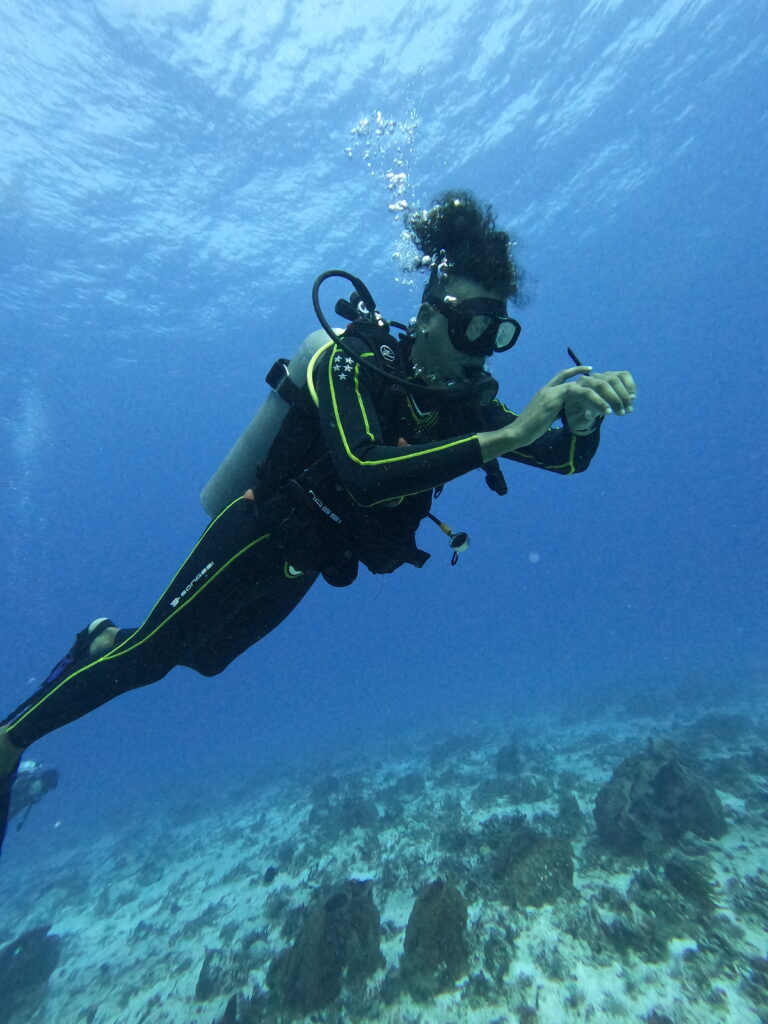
[3,694,768,1024]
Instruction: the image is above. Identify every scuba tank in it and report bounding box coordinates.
[200,329,330,518]
[200,270,389,519]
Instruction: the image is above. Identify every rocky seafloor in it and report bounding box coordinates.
[3,698,768,1024]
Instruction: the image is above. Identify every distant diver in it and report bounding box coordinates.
[0,190,636,855]
[6,760,59,829]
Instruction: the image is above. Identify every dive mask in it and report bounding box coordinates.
[427,294,521,357]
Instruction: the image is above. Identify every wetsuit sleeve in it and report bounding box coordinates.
[314,341,485,505]
[483,397,601,475]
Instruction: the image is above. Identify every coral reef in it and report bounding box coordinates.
[400,879,469,1000]
[7,698,768,1024]
[0,924,61,1024]
[487,816,575,907]
[662,851,719,913]
[307,775,379,835]
[593,737,727,854]
[195,937,263,1001]
[266,879,383,1014]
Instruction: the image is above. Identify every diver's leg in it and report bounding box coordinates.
[0,543,315,848]
[0,761,18,856]
[1,497,313,750]
[0,728,24,855]
[178,558,316,676]
[0,497,319,855]
[0,618,127,775]
[0,729,20,777]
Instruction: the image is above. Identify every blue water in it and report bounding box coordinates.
[1,0,766,871]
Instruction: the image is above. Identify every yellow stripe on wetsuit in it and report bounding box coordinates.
[511,434,580,474]
[325,343,478,471]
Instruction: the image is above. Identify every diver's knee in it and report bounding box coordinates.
[184,656,229,678]
[89,625,120,657]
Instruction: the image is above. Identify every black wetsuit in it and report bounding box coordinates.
[1,335,599,749]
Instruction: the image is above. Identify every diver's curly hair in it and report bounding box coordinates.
[406,189,522,302]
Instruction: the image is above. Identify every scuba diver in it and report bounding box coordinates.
[6,761,59,827]
[0,190,636,856]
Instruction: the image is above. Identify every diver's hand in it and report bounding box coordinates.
[478,366,635,461]
[508,366,590,447]
[479,366,589,459]
[562,369,636,434]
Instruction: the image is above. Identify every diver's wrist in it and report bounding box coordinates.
[478,422,524,461]
[563,410,603,436]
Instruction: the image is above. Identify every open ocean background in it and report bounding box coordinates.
[0,0,765,874]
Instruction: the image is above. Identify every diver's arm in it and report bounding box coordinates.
[315,343,484,505]
[478,366,634,471]
[480,397,600,475]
